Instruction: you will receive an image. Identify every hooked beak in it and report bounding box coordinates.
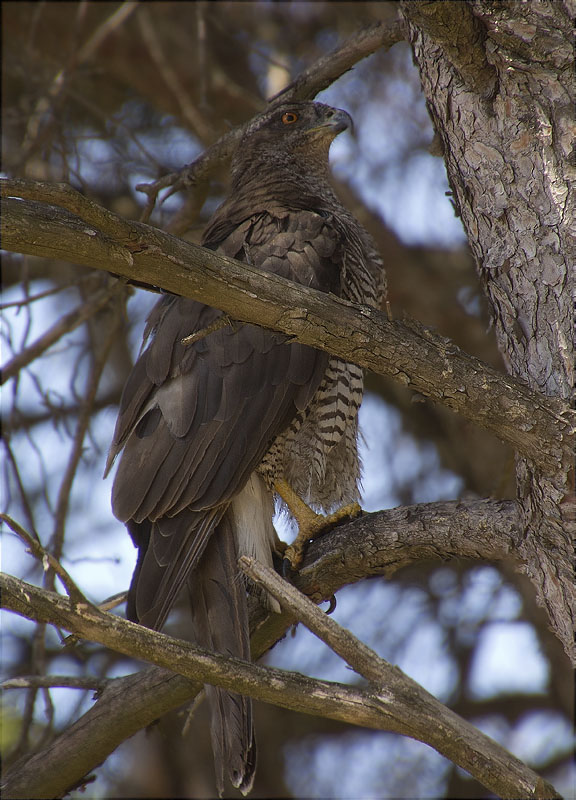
[309,108,353,137]
[324,108,353,135]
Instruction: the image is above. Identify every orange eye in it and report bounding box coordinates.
[281,111,299,125]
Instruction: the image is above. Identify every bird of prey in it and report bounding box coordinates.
[106,101,385,795]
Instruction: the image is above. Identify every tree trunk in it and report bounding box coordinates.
[402,0,575,661]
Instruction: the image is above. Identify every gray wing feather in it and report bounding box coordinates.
[110,209,340,620]
[129,509,223,630]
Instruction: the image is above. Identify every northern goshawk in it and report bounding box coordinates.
[106,101,385,795]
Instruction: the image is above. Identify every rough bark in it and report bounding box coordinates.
[402,0,575,661]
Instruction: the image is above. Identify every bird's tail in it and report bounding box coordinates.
[187,512,256,796]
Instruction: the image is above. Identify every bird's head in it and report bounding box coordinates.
[232,101,353,179]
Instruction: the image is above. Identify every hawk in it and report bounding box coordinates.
[106,101,385,795]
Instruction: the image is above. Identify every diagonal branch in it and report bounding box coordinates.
[0,515,89,607]
[243,557,560,797]
[2,180,573,476]
[270,18,408,102]
[1,569,561,800]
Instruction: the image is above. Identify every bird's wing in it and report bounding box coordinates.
[108,208,341,626]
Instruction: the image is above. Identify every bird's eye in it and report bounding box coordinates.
[281,112,299,125]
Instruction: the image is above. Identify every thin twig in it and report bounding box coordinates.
[0,514,89,606]
[2,438,39,536]
[98,592,128,612]
[47,300,124,588]
[0,283,69,310]
[2,388,120,435]
[137,8,214,141]
[21,2,139,163]
[1,281,127,385]
[67,87,161,168]
[74,1,139,64]
[181,315,232,345]
[2,675,110,692]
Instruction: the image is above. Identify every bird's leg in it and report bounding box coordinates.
[274,478,362,572]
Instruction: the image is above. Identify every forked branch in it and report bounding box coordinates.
[1,564,561,800]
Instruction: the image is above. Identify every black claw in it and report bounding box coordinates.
[325,595,337,615]
[272,550,285,573]
[282,557,293,578]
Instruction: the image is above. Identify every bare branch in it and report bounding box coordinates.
[1,179,137,245]
[0,283,71,309]
[296,498,521,598]
[241,557,408,685]
[1,569,561,800]
[271,19,408,102]
[2,181,572,477]
[21,2,139,164]
[3,498,561,800]
[68,2,139,66]
[2,388,120,435]
[97,591,128,612]
[137,7,214,142]
[47,308,123,581]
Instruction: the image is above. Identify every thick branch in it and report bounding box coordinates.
[1,568,560,800]
[3,499,546,799]
[2,182,572,477]
[296,497,521,599]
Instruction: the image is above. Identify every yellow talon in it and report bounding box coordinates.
[274,479,362,570]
